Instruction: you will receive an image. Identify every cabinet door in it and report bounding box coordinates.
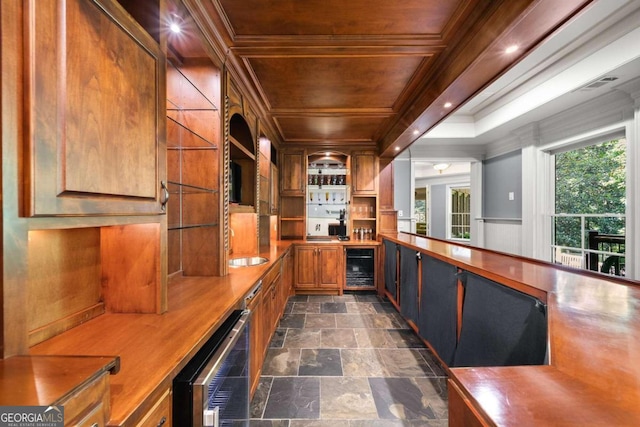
[270,164,279,214]
[25,0,165,216]
[399,246,419,324]
[418,255,459,366]
[280,150,306,195]
[351,152,378,195]
[452,272,547,367]
[317,246,342,289]
[248,291,265,396]
[383,240,398,302]
[294,246,318,288]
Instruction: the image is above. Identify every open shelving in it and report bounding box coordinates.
[166,60,221,276]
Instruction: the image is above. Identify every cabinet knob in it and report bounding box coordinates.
[157,416,167,427]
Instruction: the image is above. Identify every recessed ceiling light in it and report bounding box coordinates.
[325,151,331,157]
[444,102,452,108]
[412,130,420,135]
[170,22,182,34]
[395,146,400,151]
[505,45,518,54]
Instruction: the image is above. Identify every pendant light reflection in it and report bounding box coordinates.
[433,163,450,174]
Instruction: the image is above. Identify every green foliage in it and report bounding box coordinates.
[555,139,626,248]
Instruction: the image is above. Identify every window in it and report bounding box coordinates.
[448,185,470,240]
[553,138,626,276]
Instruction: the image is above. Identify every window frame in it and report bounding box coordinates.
[446,183,471,241]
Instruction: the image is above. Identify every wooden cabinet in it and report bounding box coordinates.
[447,380,487,427]
[61,372,110,427]
[270,163,279,215]
[24,0,166,216]
[279,149,306,239]
[247,285,265,397]
[351,151,378,195]
[294,245,343,293]
[248,257,285,397]
[134,388,171,427]
[280,149,306,195]
[0,356,118,427]
[350,151,379,237]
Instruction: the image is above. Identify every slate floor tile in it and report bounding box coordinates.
[298,349,343,376]
[369,377,437,420]
[283,329,322,348]
[341,349,387,377]
[320,329,358,348]
[251,295,449,425]
[320,302,348,313]
[305,314,337,329]
[279,313,306,329]
[262,348,301,376]
[320,377,378,419]
[378,349,436,377]
[263,377,320,419]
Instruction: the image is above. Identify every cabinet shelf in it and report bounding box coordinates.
[167,62,218,110]
[167,181,219,194]
[230,136,255,161]
[167,113,219,149]
[168,223,218,231]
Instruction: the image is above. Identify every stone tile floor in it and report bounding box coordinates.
[249,294,449,426]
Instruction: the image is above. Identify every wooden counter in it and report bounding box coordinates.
[29,242,293,426]
[0,355,118,405]
[380,232,640,426]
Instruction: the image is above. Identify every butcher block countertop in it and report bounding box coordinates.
[381,232,640,426]
[27,241,293,426]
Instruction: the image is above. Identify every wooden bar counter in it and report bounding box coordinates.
[381,232,640,426]
[17,237,375,426]
[26,242,294,426]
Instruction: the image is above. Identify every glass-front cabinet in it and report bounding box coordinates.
[307,153,349,237]
[278,150,379,240]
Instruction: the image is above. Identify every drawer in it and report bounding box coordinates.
[262,259,282,288]
[134,388,171,427]
[73,401,106,427]
[60,372,110,426]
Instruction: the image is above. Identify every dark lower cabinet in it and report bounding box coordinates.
[452,272,548,367]
[399,245,419,324]
[418,255,458,366]
[383,239,398,301]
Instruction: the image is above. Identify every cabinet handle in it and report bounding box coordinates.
[160,181,169,212]
[157,416,167,427]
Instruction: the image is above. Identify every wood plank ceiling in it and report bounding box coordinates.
[180,0,593,158]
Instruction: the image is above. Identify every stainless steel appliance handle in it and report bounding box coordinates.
[195,310,251,387]
[244,281,262,304]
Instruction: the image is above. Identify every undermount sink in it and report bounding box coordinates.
[229,256,269,267]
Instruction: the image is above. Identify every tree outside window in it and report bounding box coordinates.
[554,138,626,275]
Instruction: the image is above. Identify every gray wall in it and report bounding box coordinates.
[430,184,447,239]
[393,159,412,219]
[483,150,522,219]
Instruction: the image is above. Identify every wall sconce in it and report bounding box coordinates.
[433,163,450,174]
